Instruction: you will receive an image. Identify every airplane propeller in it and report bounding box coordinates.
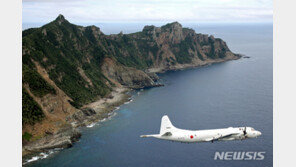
[243,127,247,138]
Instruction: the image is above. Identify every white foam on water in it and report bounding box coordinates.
[23,149,58,165]
[108,112,117,119]
[26,156,40,163]
[87,123,96,128]
[40,152,49,159]
[125,98,133,104]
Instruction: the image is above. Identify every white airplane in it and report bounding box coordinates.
[140,115,261,143]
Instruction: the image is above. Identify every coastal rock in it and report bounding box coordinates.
[81,108,96,116]
[146,72,159,82]
[69,108,99,127]
[23,127,81,154]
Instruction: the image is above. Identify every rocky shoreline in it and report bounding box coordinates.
[147,54,242,73]
[22,86,153,164]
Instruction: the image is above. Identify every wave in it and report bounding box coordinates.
[108,112,117,118]
[100,118,107,122]
[87,123,96,128]
[23,149,58,165]
[25,156,40,164]
[124,98,133,104]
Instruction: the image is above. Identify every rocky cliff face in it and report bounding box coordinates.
[22,15,241,155]
[101,58,156,89]
[104,22,240,73]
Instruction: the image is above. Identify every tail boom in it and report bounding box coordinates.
[140,134,160,138]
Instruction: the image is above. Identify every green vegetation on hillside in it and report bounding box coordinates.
[22,132,33,141]
[23,18,112,108]
[22,87,44,125]
[171,36,195,64]
[22,64,56,97]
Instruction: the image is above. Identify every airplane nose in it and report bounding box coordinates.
[257,131,262,136]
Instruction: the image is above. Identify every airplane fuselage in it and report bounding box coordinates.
[141,116,262,143]
[149,127,260,143]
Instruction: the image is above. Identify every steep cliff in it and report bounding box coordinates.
[22,15,241,152]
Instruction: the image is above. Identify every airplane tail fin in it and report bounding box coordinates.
[160,115,175,135]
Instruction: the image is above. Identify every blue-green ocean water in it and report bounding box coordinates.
[26,23,273,167]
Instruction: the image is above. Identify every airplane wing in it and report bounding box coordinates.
[204,132,239,142]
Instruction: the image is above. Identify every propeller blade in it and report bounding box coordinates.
[243,127,247,136]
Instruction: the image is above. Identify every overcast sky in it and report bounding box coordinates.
[23,0,273,23]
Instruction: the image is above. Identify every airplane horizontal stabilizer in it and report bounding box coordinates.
[161,132,172,136]
[140,134,159,138]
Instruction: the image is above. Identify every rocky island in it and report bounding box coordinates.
[22,14,241,160]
